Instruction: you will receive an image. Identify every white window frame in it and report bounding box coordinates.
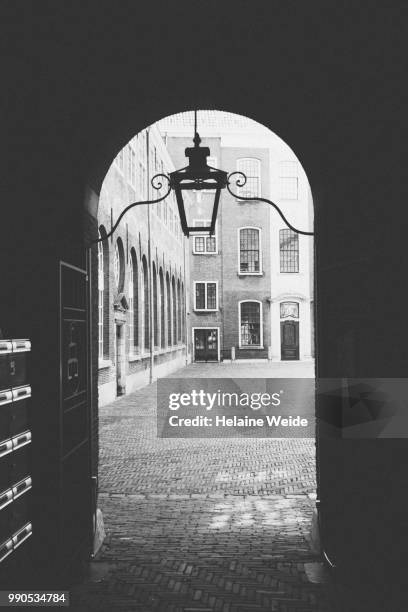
[193,281,219,312]
[279,160,298,200]
[238,300,263,348]
[192,219,218,254]
[237,226,262,275]
[279,228,299,273]
[236,158,261,198]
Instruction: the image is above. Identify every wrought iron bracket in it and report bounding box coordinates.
[91,174,171,244]
[227,172,314,236]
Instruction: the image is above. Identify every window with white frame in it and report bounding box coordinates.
[239,301,262,347]
[239,227,261,273]
[194,281,218,311]
[192,219,217,254]
[279,229,299,272]
[237,158,261,198]
[279,160,298,199]
[98,241,104,360]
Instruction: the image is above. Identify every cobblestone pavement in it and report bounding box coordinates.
[71,362,337,611]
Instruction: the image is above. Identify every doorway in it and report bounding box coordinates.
[281,320,299,360]
[193,328,219,362]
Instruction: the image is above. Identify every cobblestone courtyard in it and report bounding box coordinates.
[71,362,337,611]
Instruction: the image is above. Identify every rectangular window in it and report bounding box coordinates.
[240,302,262,347]
[193,219,218,254]
[194,282,218,311]
[237,158,261,198]
[279,229,299,272]
[279,161,298,199]
[239,228,261,273]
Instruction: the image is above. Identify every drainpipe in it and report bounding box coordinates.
[147,129,154,384]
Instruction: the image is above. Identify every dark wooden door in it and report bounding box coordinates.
[281,321,299,360]
[59,261,92,576]
[194,329,218,362]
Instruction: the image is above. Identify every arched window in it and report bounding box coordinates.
[128,249,138,352]
[98,240,104,360]
[159,268,165,349]
[141,256,149,350]
[166,272,171,346]
[239,301,262,347]
[114,238,125,292]
[181,281,185,342]
[239,227,261,274]
[177,279,181,343]
[152,262,158,348]
[236,158,261,197]
[98,226,109,360]
[279,229,299,273]
[172,276,177,345]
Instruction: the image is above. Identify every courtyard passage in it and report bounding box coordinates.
[71,361,336,611]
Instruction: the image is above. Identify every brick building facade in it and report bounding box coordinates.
[97,125,191,405]
[160,112,314,363]
[97,111,313,406]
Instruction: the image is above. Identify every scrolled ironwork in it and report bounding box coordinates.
[151,173,171,191]
[227,171,247,188]
[227,173,314,236]
[92,178,172,244]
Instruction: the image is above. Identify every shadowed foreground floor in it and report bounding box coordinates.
[71,362,337,611]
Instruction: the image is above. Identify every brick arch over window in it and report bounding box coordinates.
[141,255,149,351]
[98,225,110,360]
[129,248,139,352]
[166,271,171,346]
[171,275,176,345]
[152,262,158,348]
[159,267,165,349]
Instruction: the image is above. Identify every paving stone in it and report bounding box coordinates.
[70,363,338,611]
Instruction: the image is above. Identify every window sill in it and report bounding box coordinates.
[128,353,142,362]
[238,272,263,277]
[194,309,218,313]
[238,346,264,350]
[192,252,218,256]
[98,359,113,370]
